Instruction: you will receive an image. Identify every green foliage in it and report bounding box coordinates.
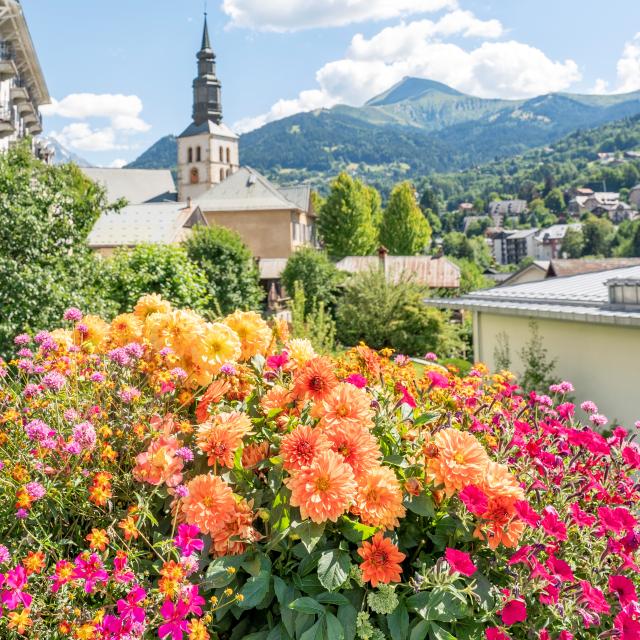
[543,187,566,212]
[184,225,264,316]
[0,142,115,356]
[582,215,615,257]
[104,244,210,313]
[493,331,512,371]
[379,182,432,255]
[318,173,379,259]
[441,233,493,270]
[519,320,558,393]
[561,227,585,258]
[450,258,491,295]
[282,248,343,316]
[335,269,452,356]
[290,282,337,353]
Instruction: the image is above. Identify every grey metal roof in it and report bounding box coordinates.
[88,203,205,248]
[336,256,461,288]
[259,258,288,280]
[535,223,581,242]
[425,265,640,326]
[278,185,312,214]
[505,228,537,239]
[178,120,238,139]
[196,166,301,212]
[82,168,177,205]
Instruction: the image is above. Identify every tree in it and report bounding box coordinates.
[450,258,491,295]
[104,244,210,314]
[442,232,474,261]
[561,227,584,258]
[0,142,116,356]
[544,188,566,213]
[317,172,378,258]
[379,182,432,255]
[419,185,439,214]
[335,268,456,356]
[519,320,558,394]
[582,216,615,257]
[185,225,264,316]
[281,247,343,316]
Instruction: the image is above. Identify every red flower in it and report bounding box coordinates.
[499,599,527,626]
[609,575,638,606]
[614,604,640,640]
[427,370,449,388]
[598,507,637,535]
[569,503,596,527]
[546,555,574,583]
[486,628,510,640]
[540,507,567,541]
[459,485,489,515]
[514,500,540,528]
[445,548,477,577]
[622,444,640,469]
[579,580,610,615]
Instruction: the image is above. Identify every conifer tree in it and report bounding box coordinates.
[379,182,432,255]
[317,172,378,259]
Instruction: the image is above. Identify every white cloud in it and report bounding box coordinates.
[222,0,457,32]
[235,15,580,132]
[41,93,150,132]
[49,123,123,152]
[615,32,640,93]
[107,158,128,168]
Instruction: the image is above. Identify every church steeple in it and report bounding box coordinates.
[192,13,222,125]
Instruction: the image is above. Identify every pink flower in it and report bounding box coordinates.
[589,413,608,427]
[427,370,449,388]
[116,585,146,624]
[579,580,610,614]
[499,599,527,626]
[569,503,596,527]
[174,524,204,557]
[540,506,567,541]
[514,500,540,528]
[42,371,66,391]
[158,599,189,640]
[622,445,640,469]
[610,575,638,606]
[345,373,367,388]
[395,383,416,408]
[580,400,598,413]
[539,584,560,605]
[445,548,477,576]
[63,307,83,321]
[598,506,637,535]
[266,350,289,370]
[425,352,438,361]
[459,485,488,515]
[486,629,510,640]
[546,555,574,582]
[614,604,640,640]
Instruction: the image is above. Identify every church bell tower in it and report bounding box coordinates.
[177,14,239,202]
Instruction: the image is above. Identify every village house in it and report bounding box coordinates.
[533,223,582,261]
[487,199,528,226]
[487,227,537,265]
[568,191,621,216]
[629,184,640,210]
[425,266,640,426]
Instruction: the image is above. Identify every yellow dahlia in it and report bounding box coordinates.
[223,311,272,361]
[134,293,172,319]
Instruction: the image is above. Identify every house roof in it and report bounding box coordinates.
[488,199,528,216]
[178,120,238,139]
[499,260,549,287]
[88,202,205,248]
[278,185,313,214]
[336,256,461,289]
[82,168,177,205]
[535,224,581,242]
[425,265,640,326]
[547,258,640,278]
[258,258,288,280]
[196,166,301,212]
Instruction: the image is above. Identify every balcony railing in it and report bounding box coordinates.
[0,109,12,123]
[0,42,13,61]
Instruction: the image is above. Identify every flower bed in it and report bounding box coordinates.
[0,296,638,639]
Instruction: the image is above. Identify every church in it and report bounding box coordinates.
[87,16,318,263]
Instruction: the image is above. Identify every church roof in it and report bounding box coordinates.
[278,184,313,214]
[88,202,205,248]
[81,168,177,205]
[196,166,302,212]
[178,119,238,139]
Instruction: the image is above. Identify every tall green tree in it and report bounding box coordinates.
[544,188,566,213]
[582,216,615,257]
[317,172,378,258]
[379,182,432,255]
[0,142,115,356]
[561,227,584,258]
[185,225,264,315]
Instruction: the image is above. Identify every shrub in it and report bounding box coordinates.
[185,225,264,315]
[0,299,637,640]
[104,244,211,313]
[290,281,337,353]
[335,268,451,356]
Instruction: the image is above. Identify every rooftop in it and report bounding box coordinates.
[425,265,640,326]
[81,168,177,205]
[178,120,238,139]
[547,258,640,278]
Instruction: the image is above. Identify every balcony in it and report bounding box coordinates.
[0,42,16,80]
[0,109,14,138]
[10,80,29,104]
[21,102,38,126]
[28,111,43,135]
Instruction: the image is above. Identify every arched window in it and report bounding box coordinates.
[196,146,201,162]
[187,147,193,163]
[219,168,224,182]
[219,147,224,162]
[190,167,199,184]
[226,147,231,163]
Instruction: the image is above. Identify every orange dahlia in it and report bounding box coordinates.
[133,293,172,319]
[212,498,262,556]
[358,532,405,587]
[279,425,331,472]
[180,474,236,535]
[223,310,272,361]
[241,442,270,469]
[292,357,338,403]
[109,313,143,347]
[480,461,524,502]
[354,465,406,530]
[287,450,357,523]
[475,494,525,550]
[132,435,183,487]
[260,385,294,414]
[196,411,252,468]
[427,428,489,496]
[324,422,381,480]
[195,379,231,424]
[311,382,374,430]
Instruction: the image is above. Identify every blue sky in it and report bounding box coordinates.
[23,0,640,167]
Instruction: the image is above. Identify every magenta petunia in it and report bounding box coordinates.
[445,548,477,577]
[459,485,488,516]
[499,599,527,626]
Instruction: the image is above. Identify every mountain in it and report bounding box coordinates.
[126,77,640,189]
[43,138,91,167]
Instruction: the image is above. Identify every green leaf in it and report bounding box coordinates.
[324,613,344,640]
[295,613,314,640]
[410,620,430,640]
[290,597,326,616]
[404,492,436,518]
[388,600,409,640]
[408,589,468,622]
[274,577,297,637]
[238,570,272,609]
[317,549,352,591]
[204,554,246,589]
[317,592,350,606]
[430,623,457,640]
[300,620,324,640]
[337,604,357,640]
[414,412,438,426]
[294,573,324,596]
[293,520,326,553]
[267,624,289,640]
[339,517,377,543]
[472,573,495,612]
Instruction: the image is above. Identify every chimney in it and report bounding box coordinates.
[377,245,388,273]
[187,196,192,209]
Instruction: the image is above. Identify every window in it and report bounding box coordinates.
[187,147,193,163]
[190,167,199,184]
[226,147,231,163]
[196,146,201,162]
[220,168,224,182]
[226,168,231,177]
[219,147,224,162]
